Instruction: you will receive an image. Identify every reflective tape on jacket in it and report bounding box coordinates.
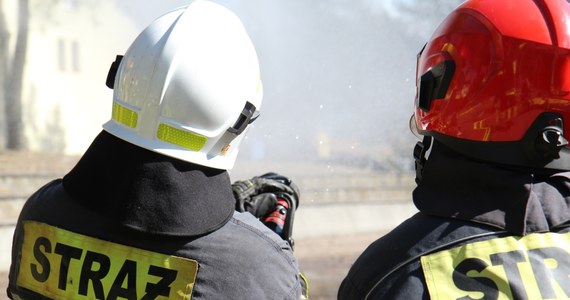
[421,231,570,299]
[17,221,198,300]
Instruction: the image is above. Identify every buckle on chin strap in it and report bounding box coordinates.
[414,136,432,184]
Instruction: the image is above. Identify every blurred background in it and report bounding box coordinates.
[0,0,462,298]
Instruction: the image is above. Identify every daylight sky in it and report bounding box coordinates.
[114,0,459,168]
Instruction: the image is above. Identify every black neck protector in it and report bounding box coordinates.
[62,130,235,237]
[414,140,570,235]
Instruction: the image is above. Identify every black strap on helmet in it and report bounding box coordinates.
[105,55,124,89]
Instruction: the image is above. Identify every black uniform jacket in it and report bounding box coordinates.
[8,131,303,299]
[338,142,570,299]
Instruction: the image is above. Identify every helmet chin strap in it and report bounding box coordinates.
[413,135,432,184]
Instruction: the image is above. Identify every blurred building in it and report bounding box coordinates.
[3,0,138,154]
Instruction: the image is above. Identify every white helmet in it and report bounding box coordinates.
[103,0,262,170]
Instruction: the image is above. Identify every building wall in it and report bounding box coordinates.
[21,0,139,154]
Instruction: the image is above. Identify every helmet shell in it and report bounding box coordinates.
[103,0,262,170]
[415,0,570,142]
[413,0,570,170]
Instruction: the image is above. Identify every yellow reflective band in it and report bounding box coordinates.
[17,221,198,300]
[299,272,309,300]
[112,102,138,128]
[421,231,570,300]
[157,123,207,151]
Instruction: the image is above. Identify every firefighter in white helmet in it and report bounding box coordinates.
[8,1,307,299]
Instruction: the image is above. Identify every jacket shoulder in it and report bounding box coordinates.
[338,213,503,299]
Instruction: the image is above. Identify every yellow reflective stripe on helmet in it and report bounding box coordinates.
[112,102,138,128]
[157,123,207,151]
[17,221,198,299]
[421,231,570,299]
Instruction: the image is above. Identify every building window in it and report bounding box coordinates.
[64,0,77,10]
[57,39,66,71]
[57,39,80,73]
[71,40,80,72]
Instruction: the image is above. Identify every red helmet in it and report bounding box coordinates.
[413,0,570,170]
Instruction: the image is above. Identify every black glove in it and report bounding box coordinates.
[232,172,300,247]
[232,179,278,218]
[232,172,300,217]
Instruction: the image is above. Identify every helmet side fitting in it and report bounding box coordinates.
[103,0,262,170]
[413,0,570,179]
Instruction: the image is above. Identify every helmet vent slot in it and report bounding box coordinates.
[227,101,259,135]
[418,60,455,111]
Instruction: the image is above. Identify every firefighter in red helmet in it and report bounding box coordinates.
[339,0,570,299]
